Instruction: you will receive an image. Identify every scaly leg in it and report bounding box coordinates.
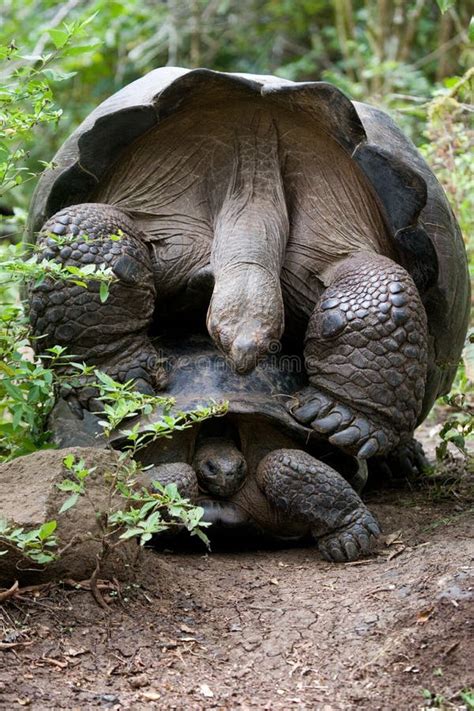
[290,251,428,458]
[257,448,380,562]
[145,463,199,502]
[28,203,164,408]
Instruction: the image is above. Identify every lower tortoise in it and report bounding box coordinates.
[109,335,380,563]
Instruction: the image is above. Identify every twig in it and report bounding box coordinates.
[0,580,19,603]
[0,639,34,651]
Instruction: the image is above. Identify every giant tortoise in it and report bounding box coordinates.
[108,334,380,563]
[27,68,470,461]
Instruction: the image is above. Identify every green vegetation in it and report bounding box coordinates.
[421,686,474,710]
[1,371,226,596]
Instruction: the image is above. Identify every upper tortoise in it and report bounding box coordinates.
[27,68,470,460]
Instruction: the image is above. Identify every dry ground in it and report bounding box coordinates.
[0,435,473,710]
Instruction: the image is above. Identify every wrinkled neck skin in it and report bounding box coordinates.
[207,114,289,373]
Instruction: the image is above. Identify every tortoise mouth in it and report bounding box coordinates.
[197,477,247,499]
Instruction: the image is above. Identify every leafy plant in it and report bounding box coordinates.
[460,689,474,710]
[0,14,99,202]
[0,357,226,601]
[435,346,473,463]
[0,15,108,461]
[94,369,227,453]
[0,243,118,461]
[0,519,58,565]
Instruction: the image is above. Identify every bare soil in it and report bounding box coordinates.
[1,435,473,710]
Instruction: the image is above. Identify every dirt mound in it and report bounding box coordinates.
[0,448,138,585]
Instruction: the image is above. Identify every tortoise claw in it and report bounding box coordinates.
[316,507,380,562]
[312,412,342,434]
[289,385,397,457]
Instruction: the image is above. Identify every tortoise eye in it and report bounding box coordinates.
[205,460,218,476]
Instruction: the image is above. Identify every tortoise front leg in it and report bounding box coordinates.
[28,203,164,407]
[257,449,380,562]
[144,463,199,502]
[290,251,428,458]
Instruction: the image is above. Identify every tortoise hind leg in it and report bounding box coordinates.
[289,251,428,458]
[28,203,164,407]
[257,449,380,562]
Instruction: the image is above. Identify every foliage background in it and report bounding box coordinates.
[1,0,472,235]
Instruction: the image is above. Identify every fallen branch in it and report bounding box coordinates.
[0,580,19,603]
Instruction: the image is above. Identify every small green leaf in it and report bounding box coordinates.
[42,69,77,83]
[63,454,75,469]
[120,527,144,540]
[99,282,109,303]
[435,0,455,12]
[193,528,211,548]
[30,551,56,564]
[59,493,79,514]
[63,43,100,57]
[57,480,81,492]
[48,28,69,48]
[39,520,57,540]
[469,17,474,43]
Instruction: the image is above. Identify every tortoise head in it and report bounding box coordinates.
[192,436,247,497]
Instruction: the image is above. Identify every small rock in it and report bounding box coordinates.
[100,694,119,704]
[129,674,149,689]
[142,691,161,701]
[199,683,214,698]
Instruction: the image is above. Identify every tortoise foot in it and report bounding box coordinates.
[257,448,381,562]
[147,463,199,501]
[317,507,380,562]
[369,437,430,482]
[297,253,429,457]
[289,385,392,459]
[59,337,164,415]
[28,202,164,410]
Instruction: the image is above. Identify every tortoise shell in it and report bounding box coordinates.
[27,68,470,422]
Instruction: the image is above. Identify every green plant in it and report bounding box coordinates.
[94,369,227,452]
[0,360,227,602]
[0,15,110,462]
[421,688,446,709]
[0,14,99,202]
[435,355,474,463]
[460,689,474,710]
[57,448,212,552]
[419,69,473,249]
[0,242,119,461]
[0,519,58,565]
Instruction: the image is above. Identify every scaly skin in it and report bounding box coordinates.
[368,437,430,483]
[146,463,199,501]
[140,434,379,562]
[290,251,428,458]
[28,203,165,405]
[192,437,247,497]
[256,449,380,562]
